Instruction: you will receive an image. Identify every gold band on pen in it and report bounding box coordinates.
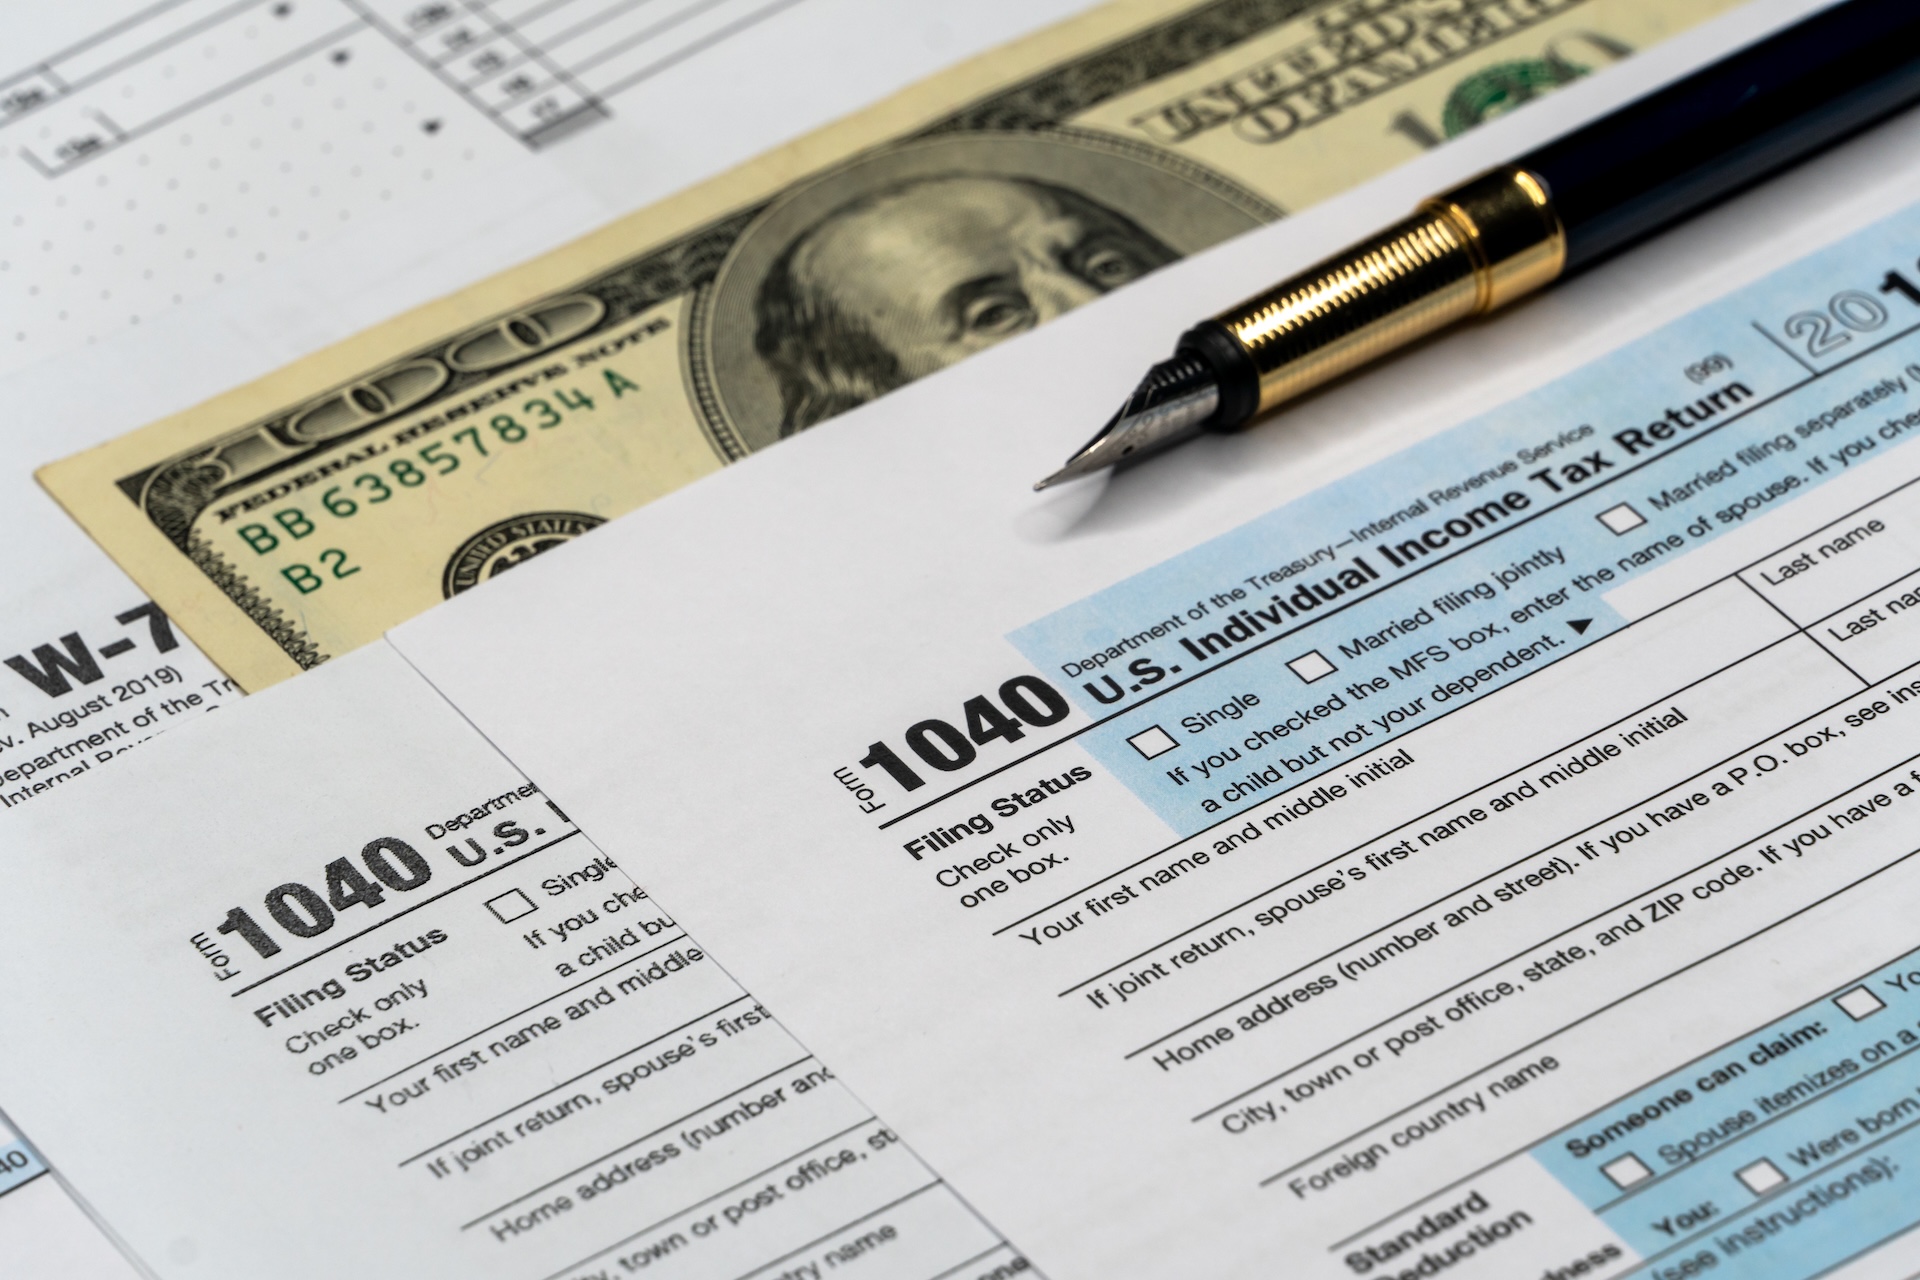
[1213,166,1568,419]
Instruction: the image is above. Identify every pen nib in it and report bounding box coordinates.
[1035,354,1219,491]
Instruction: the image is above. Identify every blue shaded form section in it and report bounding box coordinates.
[0,1137,47,1198]
[1010,206,1920,838]
[1531,947,1920,1276]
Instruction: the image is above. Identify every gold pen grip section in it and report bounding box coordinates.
[1216,167,1566,418]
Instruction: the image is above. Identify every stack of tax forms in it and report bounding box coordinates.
[9,1,1920,1278]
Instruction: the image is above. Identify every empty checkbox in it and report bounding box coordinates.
[1598,503,1646,535]
[1736,1159,1787,1195]
[1835,986,1886,1020]
[1601,1153,1653,1189]
[1128,725,1178,760]
[1288,650,1336,683]
[486,888,537,924]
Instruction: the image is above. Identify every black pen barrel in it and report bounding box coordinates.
[1064,0,1920,479]
[1527,0,1920,272]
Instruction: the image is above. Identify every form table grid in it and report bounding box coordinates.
[0,0,812,168]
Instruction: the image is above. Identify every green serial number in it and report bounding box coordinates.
[228,370,635,596]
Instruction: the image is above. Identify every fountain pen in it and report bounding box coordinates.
[1037,0,1920,491]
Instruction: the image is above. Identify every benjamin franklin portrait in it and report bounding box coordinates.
[754,175,1179,434]
[694,131,1279,455]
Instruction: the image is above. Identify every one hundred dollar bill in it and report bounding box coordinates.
[41,0,1739,690]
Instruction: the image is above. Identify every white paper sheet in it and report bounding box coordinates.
[0,1115,141,1278]
[0,642,1036,1278]
[382,4,1920,1274]
[0,0,1097,380]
